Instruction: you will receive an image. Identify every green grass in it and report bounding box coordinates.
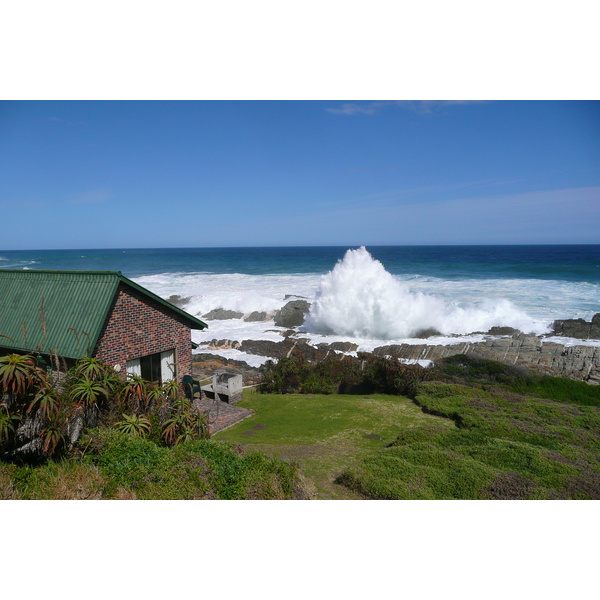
[509,376,600,406]
[214,388,454,499]
[437,354,600,406]
[216,374,600,500]
[338,381,600,499]
[1,431,310,500]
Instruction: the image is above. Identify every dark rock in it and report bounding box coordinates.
[238,339,286,359]
[273,300,311,328]
[202,308,244,320]
[487,326,522,336]
[167,294,192,308]
[205,339,241,350]
[282,330,307,338]
[374,334,600,383]
[284,294,308,300]
[192,353,261,385]
[316,341,359,353]
[239,338,322,361]
[552,315,600,340]
[413,328,442,339]
[244,311,269,322]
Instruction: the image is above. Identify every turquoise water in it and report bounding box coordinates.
[1,245,599,282]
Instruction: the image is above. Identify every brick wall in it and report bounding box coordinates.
[93,283,193,380]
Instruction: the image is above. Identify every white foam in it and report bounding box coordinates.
[304,247,549,339]
[193,347,272,367]
[132,249,599,354]
[542,336,600,348]
[135,272,320,318]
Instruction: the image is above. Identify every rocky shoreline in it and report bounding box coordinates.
[195,301,600,385]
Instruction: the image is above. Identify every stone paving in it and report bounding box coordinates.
[193,395,254,435]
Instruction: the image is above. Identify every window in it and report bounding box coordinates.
[126,349,176,384]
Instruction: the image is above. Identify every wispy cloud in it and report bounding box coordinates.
[67,188,113,205]
[307,185,600,244]
[327,100,487,116]
[315,177,524,214]
[326,102,388,116]
[48,116,84,126]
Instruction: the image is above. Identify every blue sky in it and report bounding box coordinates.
[0,100,598,249]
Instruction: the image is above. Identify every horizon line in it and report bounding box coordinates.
[2,242,600,253]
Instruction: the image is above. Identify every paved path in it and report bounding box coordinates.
[194,396,254,435]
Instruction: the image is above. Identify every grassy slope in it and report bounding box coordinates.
[217,364,600,500]
[0,432,311,500]
[339,382,600,499]
[214,388,455,499]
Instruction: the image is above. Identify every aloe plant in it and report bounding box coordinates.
[146,384,166,407]
[27,384,60,420]
[69,378,109,409]
[0,407,20,445]
[163,379,180,401]
[0,354,39,397]
[74,357,107,381]
[114,413,152,437]
[161,403,208,446]
[120,375,148,412]
[40,420,64,455]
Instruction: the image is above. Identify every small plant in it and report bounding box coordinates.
[161,397,208,446]
[73,357,107,381]
[0,406,20,445]
[40,419,64,455]
[146,384,166,409]
[162,379,180,401]
[69,378,109,409]
[114,414,152,437]
[120,375,148,412]
[27,384,60,421]
[0,354,40,398]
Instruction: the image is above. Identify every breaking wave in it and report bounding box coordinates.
[304,247,548,339]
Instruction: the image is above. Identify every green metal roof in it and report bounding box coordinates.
[0,270,207,360]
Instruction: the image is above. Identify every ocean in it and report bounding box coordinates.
[2,245,599,366]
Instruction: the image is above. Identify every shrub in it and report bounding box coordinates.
[259,352,430,398]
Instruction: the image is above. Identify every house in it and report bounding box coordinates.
[0,269,207,384]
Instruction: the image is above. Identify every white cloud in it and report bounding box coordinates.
[327,100,488,116]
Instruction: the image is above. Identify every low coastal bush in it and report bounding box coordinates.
[437,354,600,406]
[259,352,430,398]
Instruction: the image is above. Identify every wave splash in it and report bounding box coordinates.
[304,247,546,339]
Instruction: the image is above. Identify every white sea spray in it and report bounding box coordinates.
[132,248,599,357]
[304,247,549,339]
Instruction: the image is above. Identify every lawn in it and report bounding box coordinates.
[216,374,600,500]
[214,388,455,499]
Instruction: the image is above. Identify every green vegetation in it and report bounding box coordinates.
[259,351,430,397]
[0,353,211,462]
[0,353,307,499]
[338,357,600,499]
[3,350,598,500]
[437,354,600,406]
[218,355,600,500]
[1,430,309,499]
[215,389,454,499]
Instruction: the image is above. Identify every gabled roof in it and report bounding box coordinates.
[0,269,207,360]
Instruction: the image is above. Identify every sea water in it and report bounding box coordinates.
[1,245,599,365]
